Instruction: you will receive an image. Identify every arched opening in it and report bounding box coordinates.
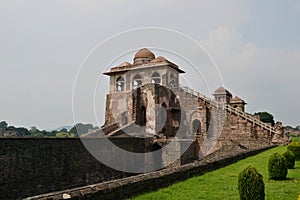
[121,111,128,125]
[192,119,201,135]
[156,102,168,134]
[233,105,239,110]
[132,74,143,89]
[161,102,169,137]
[151,72,161,84]
[116,76,125,91]
[170,73,176,86]
[140,106,146,126]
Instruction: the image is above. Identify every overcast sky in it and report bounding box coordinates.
[1,0,300,130]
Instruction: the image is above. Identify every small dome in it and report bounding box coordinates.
[117,62,132,67]
[134,48,155,60]
[215,86,226,93]
[231,96,246,104]
[110,61,132,71]
[232,96,242,101]
[150,56,167,63]
[214,86,232,96]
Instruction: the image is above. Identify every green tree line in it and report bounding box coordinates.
[0,121,98,137]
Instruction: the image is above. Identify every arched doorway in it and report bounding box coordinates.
[192,119,201,135]
[140,106,146,126]
[161,102,169,137]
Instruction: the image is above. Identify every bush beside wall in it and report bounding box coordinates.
[268,153,287,180]
[287,142,300,160]
[238,166,265,200]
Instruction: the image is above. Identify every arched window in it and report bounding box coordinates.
[116,76,125,91]
[132,74,143,89]
[170,73,176,86]
[151,72,161,84]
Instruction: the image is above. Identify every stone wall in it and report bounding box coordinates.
[0,138,150,200]
[0,137,198,199]
[216,111,273,150]
[25,146,274,200]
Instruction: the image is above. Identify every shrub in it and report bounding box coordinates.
[282,150,296,169]
[238,166,265,200]
[268,153,287,180]
[287,142,300,160]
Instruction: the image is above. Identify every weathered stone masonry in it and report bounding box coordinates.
[0,138,149,199]
[91,48,286,162]
[0,48,287,199]
[25,146,275,200]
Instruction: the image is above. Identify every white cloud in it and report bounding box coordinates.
[202,27,300,126]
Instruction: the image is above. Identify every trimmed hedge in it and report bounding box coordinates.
[282,150,296,169]
[287,142,300,160]
[238,166,265,200]
[268,153,287,180]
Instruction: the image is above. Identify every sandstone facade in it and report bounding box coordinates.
[86,48,286,167]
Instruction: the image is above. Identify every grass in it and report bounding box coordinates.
[291,136,300,142]
[132,146,300,200]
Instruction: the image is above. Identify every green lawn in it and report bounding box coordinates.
[291,136,300,142]
[132,146,300,200]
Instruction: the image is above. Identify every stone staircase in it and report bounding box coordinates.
[225,104,276,134]
[171,84,277,135]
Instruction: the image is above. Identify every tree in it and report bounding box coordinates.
[69,126,78,136]
[295,126,300,131]
[49,130,57,137]
[60,128,68,132]
[56,131,70,137]
[0,121,8,129]
[254,112,275,126]
[30,126,39,135]
[70,123,95,136]
[15,127,30,136]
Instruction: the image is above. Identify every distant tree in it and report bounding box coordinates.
[15,127,30,136]
[69,126,78,136]
[295,126,300,131]
[0,121,8,129]
[56,131,70,138]
[4,126,30,137]
[50,130,57,136]
[254,112,275,126]
[70,123,95,136]
[30,126,40,135]
[60,128,68,132]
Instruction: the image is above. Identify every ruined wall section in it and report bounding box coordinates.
[134,84,181,137]
[104,92,132,126]
[214,110,273,150]
[172,90,276,154]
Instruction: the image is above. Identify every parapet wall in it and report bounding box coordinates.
[0,138,150,200]
[25,146,274,200]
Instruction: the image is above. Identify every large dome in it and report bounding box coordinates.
[134,48,155,60]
